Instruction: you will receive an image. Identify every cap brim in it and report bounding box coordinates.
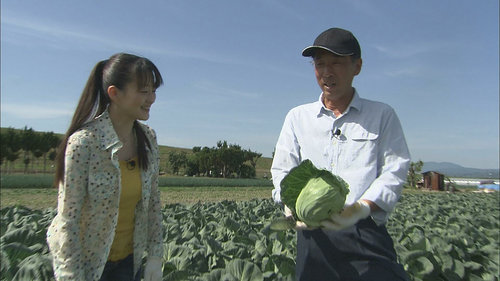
[301,46,354,57]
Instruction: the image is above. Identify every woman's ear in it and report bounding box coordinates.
[107,85,119,101]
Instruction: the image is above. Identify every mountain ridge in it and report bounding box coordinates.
[422,161,499,179]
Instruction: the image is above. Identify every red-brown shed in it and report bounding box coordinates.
[422,171,445,191]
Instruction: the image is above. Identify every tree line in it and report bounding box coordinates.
[168,140,262,178]
[1,126,425,183]
[0,127,61,173]
[1,128,263,178]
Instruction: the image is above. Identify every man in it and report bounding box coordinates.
[271,27,411,281]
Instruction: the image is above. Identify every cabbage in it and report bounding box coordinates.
[280,160,349,227]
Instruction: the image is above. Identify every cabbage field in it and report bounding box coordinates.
[1,192,498,281]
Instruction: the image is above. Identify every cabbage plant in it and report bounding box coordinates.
[2,193,499,280]
[280,160,349,227]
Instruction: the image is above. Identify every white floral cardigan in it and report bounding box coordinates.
[47,110,163,281]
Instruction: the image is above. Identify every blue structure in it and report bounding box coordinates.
[477,180,499,191]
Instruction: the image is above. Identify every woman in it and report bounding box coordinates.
[47,53,164,281]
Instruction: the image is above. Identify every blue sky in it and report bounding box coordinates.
[1,0,499,169]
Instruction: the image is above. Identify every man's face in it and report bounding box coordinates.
[313,49,362,100]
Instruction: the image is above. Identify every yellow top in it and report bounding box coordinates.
[108,157,142,262]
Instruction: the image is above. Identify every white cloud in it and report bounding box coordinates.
[343,0,383,18]
[193,80,262,100]
[256,0,307,21]
[1,103,73,119]
[2,13,307,78]
[373,41,447,59]
[1,14,251,66]
[2,16,112,51]
[383,67,422,77]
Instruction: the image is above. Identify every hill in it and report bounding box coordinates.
[422,161,499,179]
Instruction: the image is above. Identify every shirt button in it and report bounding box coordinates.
[331,163,335,168]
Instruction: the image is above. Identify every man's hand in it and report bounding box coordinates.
[143,256,162,281]
[320,200,371,230]
[284,205,315,230]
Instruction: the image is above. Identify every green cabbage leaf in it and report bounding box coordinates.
[280,160,349,227]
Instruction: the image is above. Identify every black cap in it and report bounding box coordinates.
[302,28,361,58]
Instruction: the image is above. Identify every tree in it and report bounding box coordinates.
[214,141,260,178]
[2,128,22,172]
[239,163,256,178]
[168,151,188,175]
[20,127,36,173]
[217,141,246,178]
[168,141,262,179]
[48,150,57,162]
[406,160,424,188]
[244,149,262,170]
[198,147,214,177]
[227,144,245,178]
[185,154,200,177]
[5,149,20,172]
[32,148,44,172]
[1,127,62,173]
[0,133,6,166]
[38,132,60,172]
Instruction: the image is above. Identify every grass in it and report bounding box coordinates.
[0,188,59,210]
[159,176,272,187]
[3,184,487,211]
[0,173,274,209]
[1,174,55,188]
[0,174,486,210]
[0,174,273,189]
[0,186,274,210]
[159,186,272,205]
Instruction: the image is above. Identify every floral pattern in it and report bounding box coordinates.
[46,110,163,281]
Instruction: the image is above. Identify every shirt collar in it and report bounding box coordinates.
[93,109,121,151]
[316,88,362,117]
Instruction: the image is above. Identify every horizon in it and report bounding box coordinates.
[1,125,499,172]
[1,0,499,170]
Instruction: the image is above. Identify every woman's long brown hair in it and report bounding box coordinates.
[54,53,163,186]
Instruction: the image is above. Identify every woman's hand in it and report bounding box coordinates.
[143,256,162,281]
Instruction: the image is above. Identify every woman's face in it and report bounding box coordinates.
[111,80,156,121]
